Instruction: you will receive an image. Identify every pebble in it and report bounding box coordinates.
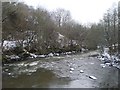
[29,62,38,66]
[90,63,94,65]
[5,69,9,71]
[70,71,73,73]
[89,76,97,80]
[100,64,106,68]
[70,68,74,71]
[8,73,12,75]
[80,70,84,73]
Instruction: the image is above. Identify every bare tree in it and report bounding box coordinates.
[118,1,120,56]
[51,8,71,28]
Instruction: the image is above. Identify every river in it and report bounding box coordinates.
[2,51,119,88]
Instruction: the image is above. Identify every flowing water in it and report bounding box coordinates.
[2,51,119,88]
[2,57,72,88]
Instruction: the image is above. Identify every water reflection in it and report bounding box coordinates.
[2,68,71,88]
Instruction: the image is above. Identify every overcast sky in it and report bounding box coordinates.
[22,0,119,24]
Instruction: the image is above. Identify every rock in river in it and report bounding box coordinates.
[70,68,74,71]
[89,76,97,80]
[80,70,84,73]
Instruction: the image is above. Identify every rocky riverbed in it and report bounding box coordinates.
[2,50,119,88]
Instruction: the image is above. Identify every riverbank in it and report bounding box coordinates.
[2,49,89,64]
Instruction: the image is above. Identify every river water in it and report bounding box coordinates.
[2,51,119,88]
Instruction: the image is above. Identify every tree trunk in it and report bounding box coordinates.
[118,1,120,58]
